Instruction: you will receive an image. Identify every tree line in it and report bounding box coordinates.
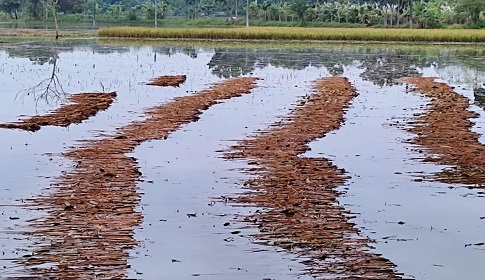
[1,0,485,28]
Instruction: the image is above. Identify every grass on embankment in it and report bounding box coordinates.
[98,26,485,43]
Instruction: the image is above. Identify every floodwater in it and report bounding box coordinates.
[1,39,485,279]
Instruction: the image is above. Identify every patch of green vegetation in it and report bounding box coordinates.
[16,15,367,29]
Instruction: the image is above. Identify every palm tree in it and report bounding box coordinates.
[455,0,485,25]
[289,0,308,25]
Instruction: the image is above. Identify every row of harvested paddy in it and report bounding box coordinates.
[98,26,485,43]
[3,26,485,43]
[1,40,485,279]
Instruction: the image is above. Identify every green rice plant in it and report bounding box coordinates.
[98,26,485,43]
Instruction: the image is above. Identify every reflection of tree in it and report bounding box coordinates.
[453,49,485,72]
[428,48,485,92]
[329,64,344,76]
[12,42,485,94]
[207,47,354,78]
[17,53,67,105]
[91,45,130,54]
[358,50,421,87]
[207,47,425,85]
[6,46,57,65]
[2,42,136,108]
[0,0,21,19]
[184,47,198,59]
[3,42,93,106]
[152,46,197,57]
[3,42,73,65]
[208,48,259,78]
[474,87,485,109]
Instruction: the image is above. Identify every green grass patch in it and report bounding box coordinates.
[98,26,485,43]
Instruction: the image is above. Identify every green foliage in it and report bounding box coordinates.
[412,0,442,28]
[141,1,169,19]
[58,0,84,13]
[23,0,44,19]
[6,0,485,29]
[127,7,137,20]
[455,0,485,25]
[249,19,364,28]
[83,0,102,16]
[0,0,21,19]
[288,0,308,26]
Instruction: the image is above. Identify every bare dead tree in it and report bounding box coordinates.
[52,0,59,40]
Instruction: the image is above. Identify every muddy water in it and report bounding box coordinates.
[1,41,485,279]
[127,65,334,279]
[128,73,317,279]
[0,43,221,277]
[306,65,485,279]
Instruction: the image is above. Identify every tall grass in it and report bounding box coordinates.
[98,26,485,43]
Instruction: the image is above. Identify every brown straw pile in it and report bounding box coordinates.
[145,75,187,87]
[20,78,259,278]
[226,77,401,279]
[0,92,117,132]
[403,77,485,185]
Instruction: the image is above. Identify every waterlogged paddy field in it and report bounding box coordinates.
[1,40,485,279]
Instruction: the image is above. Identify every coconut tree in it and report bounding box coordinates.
[281,1,292,21]
[308,3,320,21]
[408,0,413,27]
[84,0,101,25]
[24,0,43,18]
[107,3,123,19]
[455,0,485,25]
[139,1,152,18]
[185,0,197,19]
[440,2,454,25]
[320,2,335,22]
[268,2,281,21]
[289,0,308,25]
[199,0,215,16]
[157,0,169,18]
[412,0,442,28]
[0,0,21,19]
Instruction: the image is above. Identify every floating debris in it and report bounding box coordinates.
[145,75,187,87]
[403,77,485,186]
[19,77,259,278]
[226,77,400,278]
[0,92,117,132]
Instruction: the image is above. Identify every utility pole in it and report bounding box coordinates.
[409,0,413,28]
[93,0,96,26]
[154,0,158,27]
[246,0,249,27]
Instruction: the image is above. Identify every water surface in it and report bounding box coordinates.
[1,41,485,279]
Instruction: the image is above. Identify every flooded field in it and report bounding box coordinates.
[1,39,485,279]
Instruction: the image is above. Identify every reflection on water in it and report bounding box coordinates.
[3,40,485,89]
[18,52,68,106]
[1,40,485,278]
[474,87,485,108]
[4,43,71,65]
[207,46,423,86]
